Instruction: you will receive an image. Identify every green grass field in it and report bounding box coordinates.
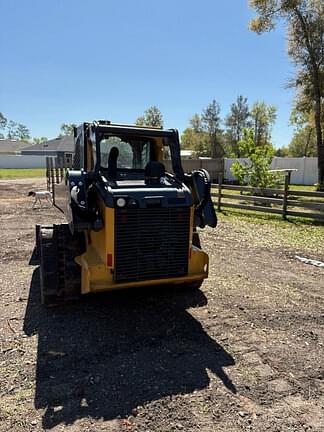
[217,206,324,226]
[289,184,317,192]
[0,168,46,179]
[216,209,324,255]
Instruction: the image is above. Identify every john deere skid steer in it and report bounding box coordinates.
[37,121,217,305]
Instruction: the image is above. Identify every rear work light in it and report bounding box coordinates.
[107,253,113,267]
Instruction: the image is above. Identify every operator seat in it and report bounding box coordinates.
[144,161,165,184]
[107,147,119,180]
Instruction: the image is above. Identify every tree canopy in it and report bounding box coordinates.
[288,125,317,156]
[201,100,224,158]
[59,123,77,137]
[250,101,277,147]
[135,106,163,128]
[181,98,277,158]
[0,113,31,141]
[181,114,210,156]
[225,95,251,157]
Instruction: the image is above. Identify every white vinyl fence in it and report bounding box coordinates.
[164,158,223,181]
[224,157,318,185]
[0,155,47,169]
[0,154,319,186]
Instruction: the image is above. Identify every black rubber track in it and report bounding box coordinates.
[38,224,82,306]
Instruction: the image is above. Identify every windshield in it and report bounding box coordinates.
[99,136,152,170]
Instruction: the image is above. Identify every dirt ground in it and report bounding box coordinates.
[0,178,323,432]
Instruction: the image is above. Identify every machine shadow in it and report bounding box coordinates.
[24,268,236,429]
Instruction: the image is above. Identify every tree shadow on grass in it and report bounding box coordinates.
[24,268,236,429]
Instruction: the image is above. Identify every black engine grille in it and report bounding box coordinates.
[115,207,190,282]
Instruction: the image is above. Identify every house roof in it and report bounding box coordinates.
[0,139,31,154]
[22,135,74,153]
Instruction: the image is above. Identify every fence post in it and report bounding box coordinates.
[218,173,223,211]
[49,157,55,200]
[59,158,64,181]
[54,158,60,184]
[282,173,289,220]
[46,157,50,192]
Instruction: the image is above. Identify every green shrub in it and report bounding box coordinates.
[231,129,282,190]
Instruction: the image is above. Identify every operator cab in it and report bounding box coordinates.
[65,121,216,229]
[99,135,167,187]
[73,120,184,183]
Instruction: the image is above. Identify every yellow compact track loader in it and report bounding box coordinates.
[37,121,217,305]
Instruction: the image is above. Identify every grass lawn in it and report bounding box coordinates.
[289,184,317,192]
[212,184,318,193]
[212,181,324,232]
[0,168,46,179]
[217,209,324,256]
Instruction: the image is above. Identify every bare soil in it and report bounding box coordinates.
[0,178,323,432]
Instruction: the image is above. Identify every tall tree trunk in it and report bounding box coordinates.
[314,93,324,189]
[236,139,241,158]
[312,68,324,189]
[210,133,224,158]
[254,116,258,146]
[304,127,312,156]
[210,134,217,158]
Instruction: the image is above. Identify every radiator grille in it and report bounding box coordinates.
[115,207,190,282]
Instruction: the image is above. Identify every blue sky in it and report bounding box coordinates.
[0,0,295,147]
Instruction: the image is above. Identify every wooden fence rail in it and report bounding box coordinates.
[45,156,324,223]
[212,176,324,222]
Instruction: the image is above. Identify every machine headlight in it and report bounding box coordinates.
[116,197,127,207]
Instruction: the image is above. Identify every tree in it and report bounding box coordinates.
[0,112,7,129]
[190,113,203,132]
[135,106,163,128]
[201,100,224,158]
[59,123,77,136]
[181,115,210,156]
[6,120,31,140]
[16,123,31,141]
[231,129,281,189]
[289,92,323,155]
[181,115,210,157]
[225,95,250,156]
[274,146,289,156]
[288,125,317,156]
[0,113,30,140]
[250,101,277,147]
[0,112,7,139]
[290,73,324,130]
[33,136,48,145]
[181,128,199,154]
[249,0,324,189]
[7,120,18,139]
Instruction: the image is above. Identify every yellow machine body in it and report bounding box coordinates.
[40,121,217,306]
[75,203,208,294]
